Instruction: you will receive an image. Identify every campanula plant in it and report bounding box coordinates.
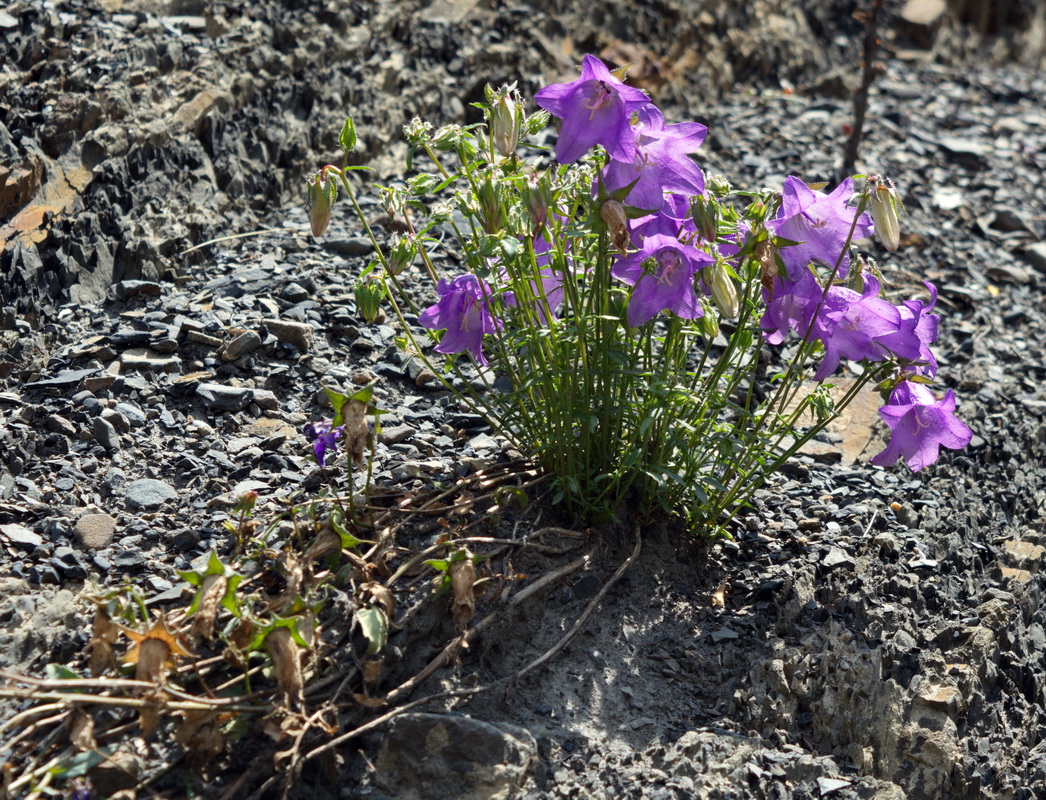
[306,58,971,534]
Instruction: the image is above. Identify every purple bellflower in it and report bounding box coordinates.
[768,177,872,278]
[304,420,344,467]
[629,193,696,247]
[418,274,502,366]
[603,106,707,211]
[534,54,651,164]
[813,275,921,380]
[611,234,713,327]
[896,282,941,377]
[870,381,973,472]
[760,267,826,346]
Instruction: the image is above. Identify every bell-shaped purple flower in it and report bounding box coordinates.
[603,106,707,211]
[896,282,941,377]
[534,54,651,164]
[813,275,921,380]
[419,274,502,366]
[767,177,872,278]
[503,234,569,325]
[760,267,825,346]
[629,193,697,247]
[611,234,713,327]
[870,381,972,472]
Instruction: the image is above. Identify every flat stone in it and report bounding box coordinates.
[125,478,178,510]
[220,330,262,362]
[1002,539,1045,570]
[45,414,76,436]
[119,348,182,373]
[252,389,279,411]
[1019,243,1046,272]
[380,424,416,445]
[196,383,253,411]
[376,713,536,800]
[25,368,100,390]
[263,318,314,352]
[0,522,43,550]
[74,513,117,549]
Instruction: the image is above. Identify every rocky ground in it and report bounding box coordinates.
[3,1,1046,799]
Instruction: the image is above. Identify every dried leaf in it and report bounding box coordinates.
[352,693,388,709]
[189,573,227,642]
[138,689,166,738]
[175,710,225,768]
[711,580,728,609]
[755,238,778,299]
[359,582,396,620]
[87,606,120,677]
[449,557,476,631]
[68,708,96,751]
[362,658,383,690]
[343,398,369,467]
[264,627,304,708]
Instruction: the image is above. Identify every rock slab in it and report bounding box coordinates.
[375,713,536,800]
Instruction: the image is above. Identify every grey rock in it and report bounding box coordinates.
[380,424,416,445]
[264,318,314,352]
[125,478,178,510]
[376,713,536,800]
[196,383,253,411]
[119,348,182,373]
[220,330,262,362]
[45,414,76,436]
[111,547,146,568]
[93,416,121,451]
[0,523,43,550]
[114,402,147,426]
[52,546,88,580]
[325,236,374,256]
[1019,242,1046,273]
[25,368,100,390]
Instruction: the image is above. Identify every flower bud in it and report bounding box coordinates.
[387,234,417,276]
[707,174,732,198]
[339,116,358,154]
[476,177,502,234]
[307,172,337,237]
[691,195,719,243]
[599,198,630,253]
[354,279,385,324]
[523,173,552,232]
[708,261,739,318]
[490,88,521,158]
[868,175,902,251]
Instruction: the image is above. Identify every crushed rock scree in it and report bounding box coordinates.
[1,2,1046,798]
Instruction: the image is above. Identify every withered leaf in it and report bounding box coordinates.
[352,692,388,709]
[358,582,396,620]
[343,398,369,467]
[361,658,383,690]
[68,708,96,751]
[189,573,227,642]
[87,605,120,677]
[264,626,304,708]
[755,238,778,300]
[175,710,225,768]
[449,557,476,631]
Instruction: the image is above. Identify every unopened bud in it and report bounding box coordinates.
[339,117,358,154]
[354,279,385,324]
[523,173,552,232]
[490,87,521,158]
[600,199,630,253]
[387,234,417,276]
[691,195,719,243]
[707,174,732,198]
[307,172,337,237]
[476,177,502,234]
[708,261,739,318]
[868,175,902,252]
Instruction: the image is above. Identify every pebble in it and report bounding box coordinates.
[0,523,43,550]
[220,330,262,362]
[74,513,117,549]
[263,318,314,352]
[196,383,254,411]
[125,478,178,510]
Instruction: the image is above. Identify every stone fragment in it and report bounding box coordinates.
[264,318,314,352]
[251,389,279,411]
[380,424,416,445]
[93,416,121,451]
[376,713,536,800]
[46,414,76,436]
[187,330,224,347]
[74,513,117,549]
[196,383,253,411]
[1019,243,1046,273]
[900,0,946,26]
[220,330,262,362]
[25,368,100,390]
[324,236,374,256]
[119,348,182,373]
[0,522,43,550]
[125,478,178,510]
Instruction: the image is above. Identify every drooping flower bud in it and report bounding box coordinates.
[307,172,337,237]
[523,173,552,232]
[697,298,720,339]
[354,279,385,324]
[489,86,521,158]
[599,198,630,253]
[476,176,502,234]
[386,233,417,276]
[708,260,739,318]
[691,195,719,243]
[867,175,902,252]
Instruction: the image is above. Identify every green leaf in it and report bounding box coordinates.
[45,663,81,683]
[50,749,109,778]
[323,386,349,426]
[354,606,388,655]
